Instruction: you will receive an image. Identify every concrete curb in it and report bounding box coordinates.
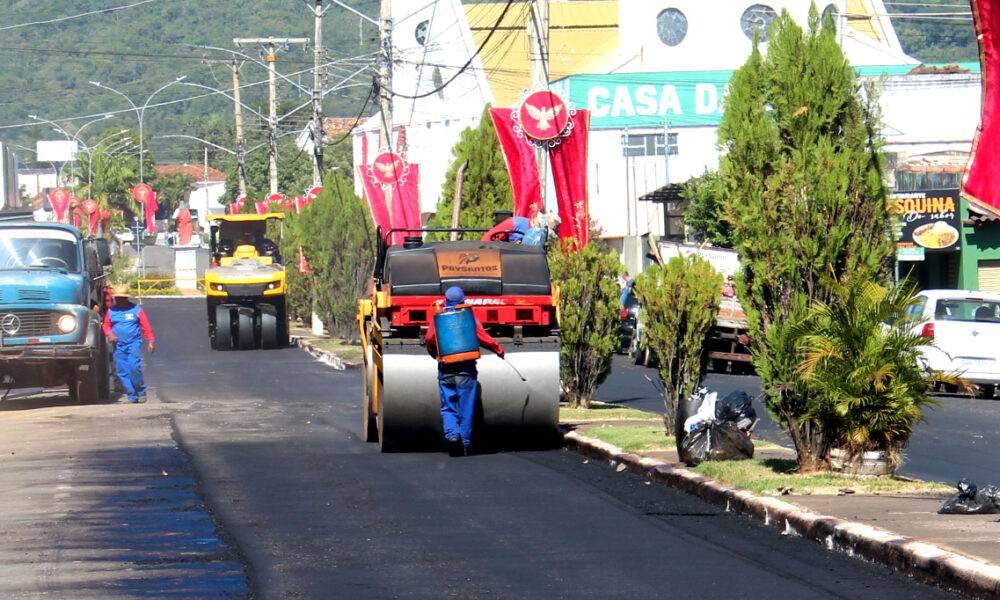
[291,336,347,370]
[563,429,1000,600]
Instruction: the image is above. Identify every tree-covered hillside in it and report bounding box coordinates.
[888,0,979,63]
[0,1,982,170]
[0,1,380,165]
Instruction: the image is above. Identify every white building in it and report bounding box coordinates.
[354,0,977,270]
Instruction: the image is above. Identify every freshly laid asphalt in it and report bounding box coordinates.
[137,242,1000,599]
[292,331,1000,599]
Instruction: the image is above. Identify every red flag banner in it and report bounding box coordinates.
[82,198,99,236]
[963,0,1000,217]
[548,110,591,248]
[489,108,542,219]
[48,188,71,222]
[72,207,83,228]
[360,154,422,246]
[255,201,268,215]
[130,183,158,234]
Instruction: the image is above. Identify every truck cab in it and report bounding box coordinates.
[0,220,112,402]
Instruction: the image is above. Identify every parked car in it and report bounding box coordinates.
[905,289,1000,398]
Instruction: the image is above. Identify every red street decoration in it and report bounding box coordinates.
[489,90,590,247]
[71,207,84,229]
[129,183,159,234]
[254,201,268,215]
[298,246,310,274]
[293,196,309,214]
[267,193,284,212]
[963,0,1000,217]
[359,150,421,246]
[99,209,112,233]
[306,186,322,200]
[82,198,99,236]
[518,90,571,142]
[47,188,71,222]
[177,208,193,246]
[228,203,241,215]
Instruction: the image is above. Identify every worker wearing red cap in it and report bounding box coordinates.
[424,286,504,456]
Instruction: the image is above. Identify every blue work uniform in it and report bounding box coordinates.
[425,308,504,452]
[103,302,155,402]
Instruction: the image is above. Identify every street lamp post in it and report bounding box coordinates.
[89,76,187,183]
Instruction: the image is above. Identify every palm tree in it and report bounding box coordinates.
[792,278,961,472]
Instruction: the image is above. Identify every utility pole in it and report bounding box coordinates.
[307,0,329,188]
[231,58,248,199]
[378,0,394,214]
[528,0,550,210]
[234,37,308,195]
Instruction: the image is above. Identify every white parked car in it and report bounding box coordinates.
[905,289,1000,398]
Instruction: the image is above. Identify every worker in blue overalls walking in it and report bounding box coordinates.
[103,284,156,403]
[425,286,504,456]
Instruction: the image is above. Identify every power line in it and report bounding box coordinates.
[0,0,159,32]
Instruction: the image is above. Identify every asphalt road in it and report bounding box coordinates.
[132,298,956,599]
[596,354,995,487]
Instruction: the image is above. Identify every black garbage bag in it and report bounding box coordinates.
[678,421,755,467]
[714,391,757,430]
[938,479,1000,514]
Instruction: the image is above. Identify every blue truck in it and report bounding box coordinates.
[0,217,113,403]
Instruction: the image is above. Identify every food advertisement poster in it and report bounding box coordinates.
[890,189,962,253]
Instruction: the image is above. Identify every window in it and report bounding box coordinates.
[622,133,678,157]
[821,4,838,29]
[656,8,688,46]
[415,20,429,46]
[741,4,777,41]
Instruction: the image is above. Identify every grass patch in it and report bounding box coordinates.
[577,422,949,495]
[309,337,364,360]
[580,424,781,453]
[559,401,662,423]
[692,459,952,495]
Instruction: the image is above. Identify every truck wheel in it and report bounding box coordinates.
[260,306,279,349]
[97,339,111,400]
[237,308,255,350]
[979,384,995,399]
[73,363,99,405]
[712,359,728,373]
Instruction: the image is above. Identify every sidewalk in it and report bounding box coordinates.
[298,335,1000,598]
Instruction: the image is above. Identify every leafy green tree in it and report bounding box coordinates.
[634,255,722,433]
[295,171,375,340]
[426,107,513,234]
[548,239,622,408]
[148,171,195,220]
[718,8,894,472]
[791,279,953,472]
[681,170,731,247]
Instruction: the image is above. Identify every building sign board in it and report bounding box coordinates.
[890,189,961,253]
[551,63,982,131]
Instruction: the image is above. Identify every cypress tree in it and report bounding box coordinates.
[718,8,893,471]
[426,106,513,233]
[297,171,375,340]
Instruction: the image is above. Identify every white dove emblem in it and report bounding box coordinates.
[375,158,402,179]
[524,102,562,131]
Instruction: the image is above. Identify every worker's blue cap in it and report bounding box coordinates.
[444,286,465,307]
